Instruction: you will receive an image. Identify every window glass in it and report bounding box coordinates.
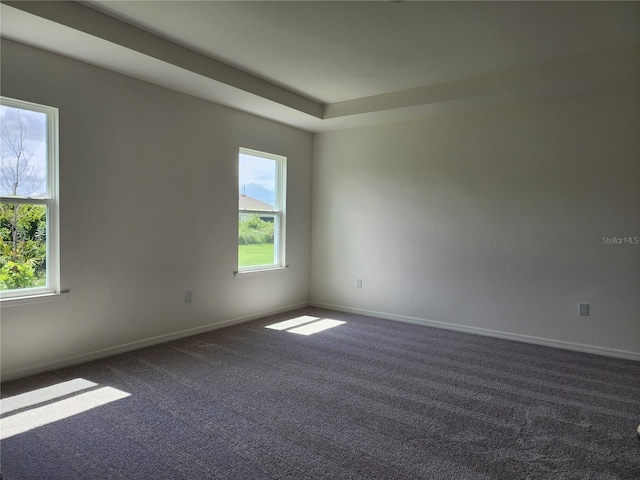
[238,148,285,271]
[1,98,58,297]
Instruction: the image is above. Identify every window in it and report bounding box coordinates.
[238,147,286,272]
[0,97,59,298]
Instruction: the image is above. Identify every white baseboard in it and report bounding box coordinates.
[311,302,640,362]
[1,302,310,382]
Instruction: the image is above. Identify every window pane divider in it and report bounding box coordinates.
[0,197,50,204]
[239,209,278,214]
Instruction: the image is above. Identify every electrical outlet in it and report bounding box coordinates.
[579,303,588,316]
[185,290,193,303]
[356,279,362,289]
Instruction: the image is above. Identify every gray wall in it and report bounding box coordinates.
[311,87,640,358]
[2,38,639,380]
[1,40,313,379]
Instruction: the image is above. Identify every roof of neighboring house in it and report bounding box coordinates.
[239,194,274,211]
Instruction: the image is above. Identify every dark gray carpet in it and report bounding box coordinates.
[1,307,639,479]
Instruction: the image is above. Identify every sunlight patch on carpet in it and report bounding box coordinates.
[287,319,346,335]
[266,315,320,330]
[1,378,98,414]
[1,379,130,440]
[266,315,346,335]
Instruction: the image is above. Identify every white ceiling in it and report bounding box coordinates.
[88,1,640,103]
[1,1,639,132]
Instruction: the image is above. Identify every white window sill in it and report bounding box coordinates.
[0,292,69,307]
[234,265,288,277]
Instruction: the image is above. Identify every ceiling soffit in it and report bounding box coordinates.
[1,1,638,133]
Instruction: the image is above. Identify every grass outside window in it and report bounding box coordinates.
[238,243,274,267]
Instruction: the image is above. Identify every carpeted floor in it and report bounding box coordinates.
[1,307,639,479]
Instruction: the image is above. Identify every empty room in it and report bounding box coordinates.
[1,1,638,479]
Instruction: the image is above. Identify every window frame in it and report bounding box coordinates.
[0,97,60,300]
[237,147,286,274]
